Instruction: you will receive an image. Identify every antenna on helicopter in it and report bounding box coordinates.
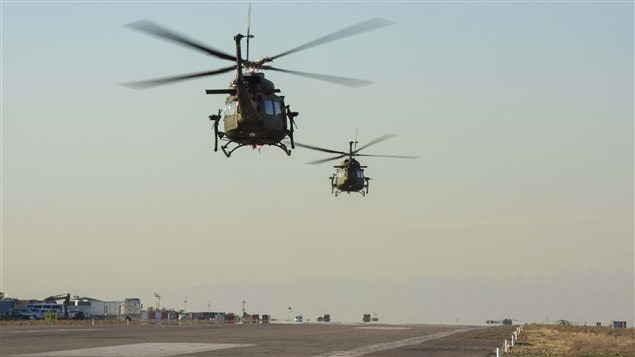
[246,3,253,62]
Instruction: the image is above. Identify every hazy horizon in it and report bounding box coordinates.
[15,271,626,327]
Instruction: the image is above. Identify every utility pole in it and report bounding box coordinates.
[242,299,246,317]
[184,296,188,312]
[154,292,161,310]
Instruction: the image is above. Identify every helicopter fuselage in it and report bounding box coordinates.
[222,73,288,144]
[208,71,298,157]
[331,158,370,195]
[205,32,299,157]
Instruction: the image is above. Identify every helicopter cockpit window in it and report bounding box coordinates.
[225,101,237,115]
[263,98,283,116]
[262,98,284,130]
[264,99,274,115]
[273,100,282,116]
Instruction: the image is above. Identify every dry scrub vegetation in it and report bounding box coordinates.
[507,324,635,357]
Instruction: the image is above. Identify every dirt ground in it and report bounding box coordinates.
[505,324,635,357]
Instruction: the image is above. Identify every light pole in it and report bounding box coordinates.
[154,292,161,310]
[184,296,188,312]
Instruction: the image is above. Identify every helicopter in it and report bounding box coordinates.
[123,12,393,157]
[295,135,419,196]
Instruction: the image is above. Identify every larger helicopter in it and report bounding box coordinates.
[295,135,418,196]
[123,13,393,157]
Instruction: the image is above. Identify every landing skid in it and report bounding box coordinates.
[209,110,295,158]
[331,177,370,197]
[220,141,291,158]
[334,189,366,197]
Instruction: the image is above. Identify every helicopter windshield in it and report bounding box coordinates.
[262,97,284,130]
[263,98,283,116]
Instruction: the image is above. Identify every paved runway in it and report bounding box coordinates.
[1,322,515,356]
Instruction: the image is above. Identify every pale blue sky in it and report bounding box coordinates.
[2,1,633,325]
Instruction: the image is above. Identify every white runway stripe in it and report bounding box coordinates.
[356,327,411,330]
[11,329,103,334]
[15,342,254,357]
[312,328,476,357]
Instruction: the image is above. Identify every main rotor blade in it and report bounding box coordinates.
[355,134,396,153]
[294,142,347,155]
[307,154,348,165]
[266,67,373,87]
[126,20,236,62]
[268,17,394,61]
[355,154,420,159]
[121,65,236,89]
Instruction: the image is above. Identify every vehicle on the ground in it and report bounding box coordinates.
[25,303,64,319]
[1,310,31,320]
[13,308,41,319]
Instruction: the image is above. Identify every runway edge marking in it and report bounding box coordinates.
[312,327,479,357]
[12,342,254,357]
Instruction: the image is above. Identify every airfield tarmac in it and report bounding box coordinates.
[1,322,516,356]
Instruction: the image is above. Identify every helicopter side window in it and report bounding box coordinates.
[225,101,237,115]
[263,98,283,117]
[263,98,284,130]
[263,99,274,115]
[273,100,283,116]
[356,170,364,178]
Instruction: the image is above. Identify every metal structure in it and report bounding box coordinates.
[154,292,161,310]
[42,293,71,319]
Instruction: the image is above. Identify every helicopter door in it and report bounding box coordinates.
[335,168,347,186]
[262,97,284,130]
[224,100,238,131]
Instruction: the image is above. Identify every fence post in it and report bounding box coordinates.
[504,339,509,352]
[496,347,500,357]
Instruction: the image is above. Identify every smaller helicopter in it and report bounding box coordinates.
[295,135,418,196]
